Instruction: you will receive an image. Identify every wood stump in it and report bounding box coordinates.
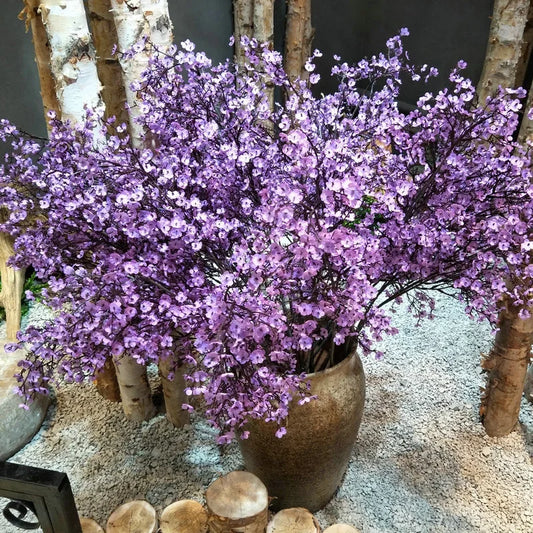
[205,471,269,533]
[106,500,157,533]
[266,508,320,533]
[94,356,121,402]
[323,525,360,533]
[160,500,208,533]
[80,517,105,533]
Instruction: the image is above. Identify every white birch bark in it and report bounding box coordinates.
[477,0,529,104]
[253,0,274,113]
[158,355,190,428]
[233,0,254,66]
[110,0,173,148]
[113,354,157,422]
[39,0,105,130]
[0,233,25,342]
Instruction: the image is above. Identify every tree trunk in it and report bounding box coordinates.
[158,355,190,428]
[477,0,529,104]
[253,0,274,112]
[205,471,269,533]
[160,500,208,533]
[480,299,533,436]
[284,0,313,82]
[80,517,105,533]
[87,0,130,134]
[109,0,173,420]
[110,0,173,147]
[233,0,254,66]
[113,354,156,422]
[476,0,533,437]
[106,501,157,533]
[19,0,61,131]
[0,233,25,342]
[94,355,121,402]
[39,0,105,130]
[266,508,320,533]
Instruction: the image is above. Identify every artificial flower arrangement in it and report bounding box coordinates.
[1,30,533,442]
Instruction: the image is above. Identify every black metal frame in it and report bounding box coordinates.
[0,461,82,532]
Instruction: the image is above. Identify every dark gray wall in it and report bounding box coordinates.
[0,0,493,137]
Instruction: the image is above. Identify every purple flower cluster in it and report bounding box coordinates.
[1,31,533,441]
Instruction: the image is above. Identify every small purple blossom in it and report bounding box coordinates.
[1,32,533,442]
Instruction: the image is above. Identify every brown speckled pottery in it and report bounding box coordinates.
[238,351,365,512]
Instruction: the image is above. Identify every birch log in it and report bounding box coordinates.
[80,517,105,533]
[106,501,157,533]
[19,0,61,131]
[0,234,25,342]
[113,354,156,422]
[160,500,208,533]
[233,0,254,66]
[477,0,529,104]
[480,299,533,436]
[158,354,190,428]
[323,526,360,533]
[94,355,121,402]
[253,0,274,112]
[39,0,105,128]
[110,0,173,147]
[87,0,130,132]
[476,0,533,436]
[205,471,269,533]
[284,0,313,82]
[266,508,320,533]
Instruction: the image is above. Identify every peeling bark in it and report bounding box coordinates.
[87,0,130,135]
[113,354,156,422]
[39,0,105,130]
[477,0,529,104]
[480,299,533,436]
[233,0,254,66]
[19,0,60,131]
[110,0,173,147]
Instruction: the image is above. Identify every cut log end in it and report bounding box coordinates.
[266,507,320,533]
[206,471,268,533]
[106,500,157,533]
[323,524,361,533]
[80,517,105,533]
[160,500,208,533]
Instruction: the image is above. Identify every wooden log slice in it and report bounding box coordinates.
[323,525,360,533]
[205,471,268,533]
[160,500,208,533]
[266,507,320,533]
[106,500,157,533]
[80,517,105,533]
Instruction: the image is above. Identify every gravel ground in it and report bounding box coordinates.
[1,296,532,532]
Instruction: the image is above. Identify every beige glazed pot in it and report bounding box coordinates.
[238,351,365,512]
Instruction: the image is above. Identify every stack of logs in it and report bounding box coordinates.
[79,471,360,533]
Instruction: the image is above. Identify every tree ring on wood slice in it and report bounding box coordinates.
[266,507,320,533]
[80,517,104,533]
[160,499,208,533]
[205,471,268,533]
[323,524,361,533]
[106,500,157,533]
